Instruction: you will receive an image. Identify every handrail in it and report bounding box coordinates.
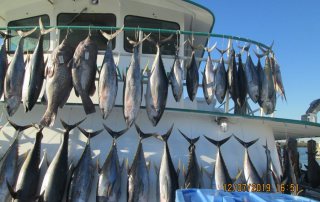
[0,26,271,50]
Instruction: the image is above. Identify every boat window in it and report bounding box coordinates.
[124,15,180,55]
[57,13,116,50]
[8,15,50,52]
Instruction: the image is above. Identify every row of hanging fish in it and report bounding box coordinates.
[0,18,286,128]
[0,119,299,202]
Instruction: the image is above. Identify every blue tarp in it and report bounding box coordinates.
[176,189,318,202]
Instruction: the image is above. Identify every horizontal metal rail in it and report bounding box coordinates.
[0,26,271,50]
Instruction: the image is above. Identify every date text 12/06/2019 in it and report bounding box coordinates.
[223,183,299,192]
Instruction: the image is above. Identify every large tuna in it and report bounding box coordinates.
[22,18,54,112]
[97,125,128,202]
[7,127,44,201]
[215,48,228,104]
[236,53,247,108]
[123,34,150,127]
[262,56,276,114]
[145,35,172,126]
[0,31,13,98]
[4,28,37,116]
[178,130,202,188]
[233,135,263,192]
[153,124,178,202]
[263,141,277,193]
[39,119,84,202]
[227,47,239,105]
[98,29,123,119]
[71,32,98,115]
[169,49,183,102]
[127,124,152,202]
[40,32,75,127]
[0,120,33,202]
[186,41,199,101]
[254,50,266,108]
[271,54,286,101]
[202,43,217,105]
[204,136,232,190]
[68,127,102,202]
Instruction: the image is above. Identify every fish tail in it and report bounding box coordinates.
[100,26,123,41]
[206,42,217,53]
[204,135,231,148]
[0,31,13,40]
[103,124,128,139]
[8,119,33,132]
[134,124,153,140]
[79,91,96,115]
[39,17,54,35]
[17,27,37,38]
[253,49,266,59]
[78,127,103,139]
[216,47,229,56]
[40,109,57,127]
[127,33,151,47]
[158,34,174,47]
[60,118,86,132]
[154,124,174,142]
[238,44,251,53]
[178,129,200,145]
[233,134,259,148]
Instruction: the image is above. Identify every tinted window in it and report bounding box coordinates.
[57,13,116,50]
[124,15,179,55]
[8,15,50,52]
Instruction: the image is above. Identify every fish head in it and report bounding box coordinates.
[6,97,20,116]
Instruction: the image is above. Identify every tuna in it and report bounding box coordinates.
[271,54,286,101]
[145,35,172,126]
[262,56,276,114]
[68,127,102,202]
[236,53,247,108]
[282,146,298,194]
[7,127,44,201]
[98,29,123,119]
[123,34,150,127]
[97,125,128,202]
[127,124,152,202]
[4,28,37,116]
[0,120,33,202]
[254,50,266,108]
[215,48,228,104]
[263,141,277,193]
[153,124,178,202]
[227,47,239,105]
[204,136,232,190]
[202,43,217,105]
[22,18,54,112]
[39,119,84,202]
[186,40,199,101]
[71,32,98,115]
[178,130,202,188]
[233,135,263,192]
[0,31,13,98]
[169,49,183,102]
[40,32,75,127]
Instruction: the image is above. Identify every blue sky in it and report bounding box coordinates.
[195,0,320,120]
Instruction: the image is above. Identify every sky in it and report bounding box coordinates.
[195,0,320,120]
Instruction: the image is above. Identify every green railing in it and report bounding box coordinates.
[0,26,271,50]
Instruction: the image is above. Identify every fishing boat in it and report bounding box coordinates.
[0,0,319,201]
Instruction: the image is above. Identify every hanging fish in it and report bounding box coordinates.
[39,119,84,202]
[123,34,150,127]
[22,18,53,112]
[202,43,217,105]
[204,136,232,191]
[4,27,37,116]
[40,31,75,127]
[0,31,13,98]
[145,35,172,126]
[7,127,44,201]
[153,124,178,202]
[98,28,123,119]
[127,124,152,202]
[0,120,33,202]
[262,141,277,193]
[233,135,263,192]
[169,48,183,102]
[254,50,266,108]
[282,147,298,194]
[186,40,199,101]
[306,147,320,188]
[271,54,286,101]
[97,125,128,202]
[262,56,276,115]
[71,31,98,115]
[236,53,247,108]
[179,130,202,188]
[227,47,239,105]
[68,128,102,202]
[214,48,228,104]
[240,45,260,103]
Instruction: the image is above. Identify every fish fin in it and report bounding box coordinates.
[100,26,123,41]
[39,150,48,169]
[38,191,45,202]
[253,49,267,59]
[60,118,86,132]
[17,27,37,38]
[206,42,217,53]
[134,124,154,140]
[178,129,200,145]
[238,44,251,53]
[159,34,174,47]
[153,124,174,142]
[127,33,151,47]
[233,134,259,148]
[103,124,129,139]
[77,127,103,140]
[204,135,231,148]
[7,119,33,132]
[39,17,54,35]
[0,31,14,39]
[6,179,18,199]
[216,47,229,56]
